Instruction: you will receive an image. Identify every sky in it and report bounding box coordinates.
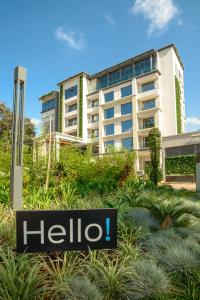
[0,0,200,133]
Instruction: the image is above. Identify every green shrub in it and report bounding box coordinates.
[0,248,46,300]
[148,127,161,185]
[64,276,103,300]
[129,259,170,299]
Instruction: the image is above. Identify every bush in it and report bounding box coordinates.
[64,276,102,300]
[148,127,161,185]
[129,259,170,299]
[0,248,46,299]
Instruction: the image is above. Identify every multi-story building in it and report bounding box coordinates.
[38,44,185,171]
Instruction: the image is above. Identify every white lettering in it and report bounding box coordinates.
[48,225,66,244]
[85,223,102,242]
[23,220,44,245]
[78,218,81,242]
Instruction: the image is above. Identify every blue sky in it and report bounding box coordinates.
[0,0,200,132]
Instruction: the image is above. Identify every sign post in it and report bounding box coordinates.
[196,152,200,192]
[16,209,117,253]
[10,66,27,210]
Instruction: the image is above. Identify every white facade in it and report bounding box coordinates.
[39,44,185,171]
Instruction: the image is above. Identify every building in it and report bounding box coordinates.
[37,44,186,171]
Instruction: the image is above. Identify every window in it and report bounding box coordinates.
[68,103,77,112]
[121,65,133,81]
[109,70,120,85]
[65,85,78,99]
[121,120,133,132]
[104,107,114,119]
[104,91,114,103]
[68,118,77,127]
[143,117,154,129]
[104,124,114,136]
[122,137,133,151]
[104,140,115,152]
[121,102,132,115]
[141,81,155,93]
[92,114,99,123]
[92,129,99,138]
[91,99,99,107]
[142,137,149,148]
[121,85,132,98]
[99,75,108,89]
[142,99,155,110]
[135,57,151,76]
[42,99,55,112]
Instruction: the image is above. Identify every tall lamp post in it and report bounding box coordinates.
[196,152,200,193]
[10,66,27,210]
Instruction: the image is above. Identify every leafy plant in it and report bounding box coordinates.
[129,259,170,299]
[0,248,46,300]
[64,276,103,300]
[148,127,161,185]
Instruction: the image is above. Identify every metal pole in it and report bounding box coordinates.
[196,152,200,193]
[10,66,27,210]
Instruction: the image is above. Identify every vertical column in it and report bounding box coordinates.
[10,66,27,210]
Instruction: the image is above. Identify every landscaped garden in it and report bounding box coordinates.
[1,137,200,300]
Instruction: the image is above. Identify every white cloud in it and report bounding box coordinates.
[186,117,200,126]
[131,0,179,35]
[103,14,115,25]
[55,27,85,50]
[31,118,42,128]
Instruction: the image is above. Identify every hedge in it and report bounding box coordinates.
[166,154,196,175]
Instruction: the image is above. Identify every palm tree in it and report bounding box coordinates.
[131,196,200,230]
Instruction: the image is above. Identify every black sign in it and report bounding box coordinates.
[16,209,117,253]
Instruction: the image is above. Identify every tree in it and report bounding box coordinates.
[0,102,36,148]
[148,127,161,185]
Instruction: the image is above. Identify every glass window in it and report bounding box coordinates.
[135,57,151,76]
[142,99,155,110]
[68,118,77,127]
[104,107,114,119]
[91,99,99,107]
[122,137,133,151]
[104,91,114,103]
[104,140,115,152]
[42,99,55,112]
[143,117,155,129]
[109,71,120,85]
[65,85,78,99]
[98,75,108,89]
[121,85,132,98]
[92,129,99,138]
[92,114,99,123]
[104,124,114,136]
[143,137,149,148]
[121,65,133,81]
[121,102,132,115]
[121,120,133,132]
[141,82,155,93]
[68,103,77,112]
